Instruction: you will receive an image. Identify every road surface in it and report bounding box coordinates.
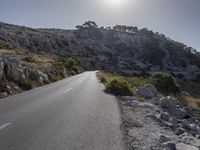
[0,71,124,150]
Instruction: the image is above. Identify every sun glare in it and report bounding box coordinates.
[104,0,125,7]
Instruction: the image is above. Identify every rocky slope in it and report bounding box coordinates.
[0,48,82,98]
[121,85,200,150]
[0,21,200,81]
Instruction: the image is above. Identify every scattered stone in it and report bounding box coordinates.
[181,134,200,147]
[145,113,160,121]
[175,128,185,135]
[160,112,170,122]
[159,134,171,143]
[163,141,176,150]
[167,108,187,119]
[120,95,200,150]
[159,96,177,109]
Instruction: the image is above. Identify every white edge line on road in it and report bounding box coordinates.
[0,122,12,131]
[64,88,72,93]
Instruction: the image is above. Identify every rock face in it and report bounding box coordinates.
[24,67,48,82]
[3,57,25,83]
[0,22,200,81]
[0,57,5,79]
[136,84,158,98]
[0,55,49,98]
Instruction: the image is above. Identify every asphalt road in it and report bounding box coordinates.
[0,71,124,150]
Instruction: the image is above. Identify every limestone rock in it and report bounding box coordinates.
[159,96,177,109]
[136,84,158,98]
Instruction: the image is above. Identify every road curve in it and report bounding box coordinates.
[0,71,124,150]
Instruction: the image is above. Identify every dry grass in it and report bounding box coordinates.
[50,75,64,82]
[176,95,200,110]
[22,54,56,71]
[32,55,55,69]
[96,71,115,84]
[0,49,16,54]
[0,48,29,56]
[22,80,42,90]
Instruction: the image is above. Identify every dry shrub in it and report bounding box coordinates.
[177,95,200,110]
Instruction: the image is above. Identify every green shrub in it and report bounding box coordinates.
[105,78,135,96]
[56,57,83,75]
[65,57,77,69]
[150,73,180,95]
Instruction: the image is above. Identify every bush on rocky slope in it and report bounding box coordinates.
[105,78,135,96]
[150,73,180,95]
[56,57,83,75]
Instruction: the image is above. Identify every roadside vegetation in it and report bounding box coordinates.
[149,73,180,96]
[97,71,180,96]
[97,71,200,111]
[105,78,135,96]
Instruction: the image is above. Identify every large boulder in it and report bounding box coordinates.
[159,96,177,109]
[136,84,158,98]
[182,135,200,147]
[167,108,187,119]
[24,67,48,82]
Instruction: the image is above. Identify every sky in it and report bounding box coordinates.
[0,0,199,50]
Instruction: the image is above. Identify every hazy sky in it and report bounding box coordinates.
[0,0,199,50]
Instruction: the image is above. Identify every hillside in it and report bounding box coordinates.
[0,21,200,97]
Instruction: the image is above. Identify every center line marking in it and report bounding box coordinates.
[0,122,12,131]
[64,88,72,93]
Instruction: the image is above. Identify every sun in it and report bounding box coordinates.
[104,0,125,7]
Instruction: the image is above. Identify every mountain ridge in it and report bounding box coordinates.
[0,21,200,81]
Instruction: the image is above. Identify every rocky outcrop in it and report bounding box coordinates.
[0,57,4,79]
[3,56,25,83]
[24,67,48,82]
[0,55,49,98]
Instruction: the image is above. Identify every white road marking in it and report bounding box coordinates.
[0,122,12,131]
[64,88,72,93]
